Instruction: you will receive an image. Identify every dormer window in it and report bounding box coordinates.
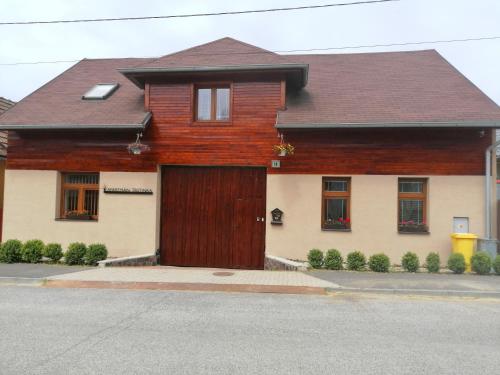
[82,83,119,100]
[194,84,231,122]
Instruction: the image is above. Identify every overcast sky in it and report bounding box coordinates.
[1,0,499,105]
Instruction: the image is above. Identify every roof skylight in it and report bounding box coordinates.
[82,83,119,100]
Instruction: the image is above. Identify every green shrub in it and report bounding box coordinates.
[402,252,420,272]
[471,251,492,275]
[324,249,343,270]
[493,255,500,276]
[43,243,63,263]
[448,253,466,274]
[84,243,108,266]
[21,240,44,263]
[0,239,22,263]
[64,242,87,265]
[307,249,324,269]
[346,251,366,271]
[425,252,440,273]
[368,253,390,273]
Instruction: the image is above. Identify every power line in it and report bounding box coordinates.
[0,59,81,66]
[1,35,499,66]
[275,35,500,53]
[0,0,398,26]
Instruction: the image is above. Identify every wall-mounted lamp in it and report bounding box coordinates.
[271,208,283,225]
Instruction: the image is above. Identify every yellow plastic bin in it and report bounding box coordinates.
[450,233,478,272]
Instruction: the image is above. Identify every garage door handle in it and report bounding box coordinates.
[257,217,265,222]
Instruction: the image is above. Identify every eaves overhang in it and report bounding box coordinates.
[0,112,152,131]
[275,120,500,129]
[119,63,309,89]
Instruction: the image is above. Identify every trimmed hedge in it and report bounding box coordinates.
[0,239,22,263]
[346,251,366,271]
[44,243,63,263]
[21,240,44,263]
[324,249,343,270]
[368,253,390,273]
[425,252,440,273]
[307,249,324,269]
[65,242,87,265]
[84,243,108,266]
[471,251,492,275]
[493,255,500,276]
[402,252,420,272]
[448,253,466,274]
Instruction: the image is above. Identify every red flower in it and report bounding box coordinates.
[338,217,344,222]
[401,221,407,225]
[345,218,351,223]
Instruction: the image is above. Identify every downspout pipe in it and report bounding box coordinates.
[485,139,500,239]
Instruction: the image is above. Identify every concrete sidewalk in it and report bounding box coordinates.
[307,270,500,297]
[45,266,338,295]
[13,265,499,297]
[0,263,88,285]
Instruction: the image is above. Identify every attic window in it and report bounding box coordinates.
[82,83,119,100]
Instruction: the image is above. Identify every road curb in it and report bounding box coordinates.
[44,280,328,295]
[326,286,500,299]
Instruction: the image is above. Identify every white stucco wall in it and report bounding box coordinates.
[266,174,485,264]
[2,170,487,264]
[3,170,159,257]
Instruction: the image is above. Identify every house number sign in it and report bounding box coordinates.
[103,187,153,195]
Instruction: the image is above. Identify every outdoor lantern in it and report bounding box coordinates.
[271,208,283,225]
[127,132,150,155]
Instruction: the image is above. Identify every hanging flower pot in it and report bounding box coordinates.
[273,143,295,157]
[127,132,150,155]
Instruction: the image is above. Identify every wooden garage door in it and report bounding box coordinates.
[160,166,266,269]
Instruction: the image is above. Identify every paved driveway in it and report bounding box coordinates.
[0,263,88,279]
[0,286,498,375]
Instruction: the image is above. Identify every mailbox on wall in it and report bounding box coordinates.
[271,208,283,225]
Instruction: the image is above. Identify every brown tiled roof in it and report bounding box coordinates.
[0,58,152,128]
[120,37,307,89]
[277,50,500,127]
[1,39,499,130]
[138,37,291,68]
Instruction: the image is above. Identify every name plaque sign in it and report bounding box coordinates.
[103,187,153,195]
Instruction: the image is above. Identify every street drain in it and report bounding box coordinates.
[212,271,234,277]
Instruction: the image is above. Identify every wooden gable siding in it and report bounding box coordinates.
[144,80,282,167]
[6,130,157,172]
[6,79,283,172]
[277,128,489,175]
[5,78,490,175]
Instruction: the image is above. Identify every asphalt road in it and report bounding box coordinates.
[0,286,499,375]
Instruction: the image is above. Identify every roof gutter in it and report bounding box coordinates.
[276,120,500,129]
[119,63,309,88]
[0,112,152,131]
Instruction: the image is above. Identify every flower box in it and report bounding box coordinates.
[65,211,93,220]
[398,224,428,233]
[324,219,351,230]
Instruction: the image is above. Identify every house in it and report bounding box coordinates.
[0,97,15,241]
[0,37,499,269]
